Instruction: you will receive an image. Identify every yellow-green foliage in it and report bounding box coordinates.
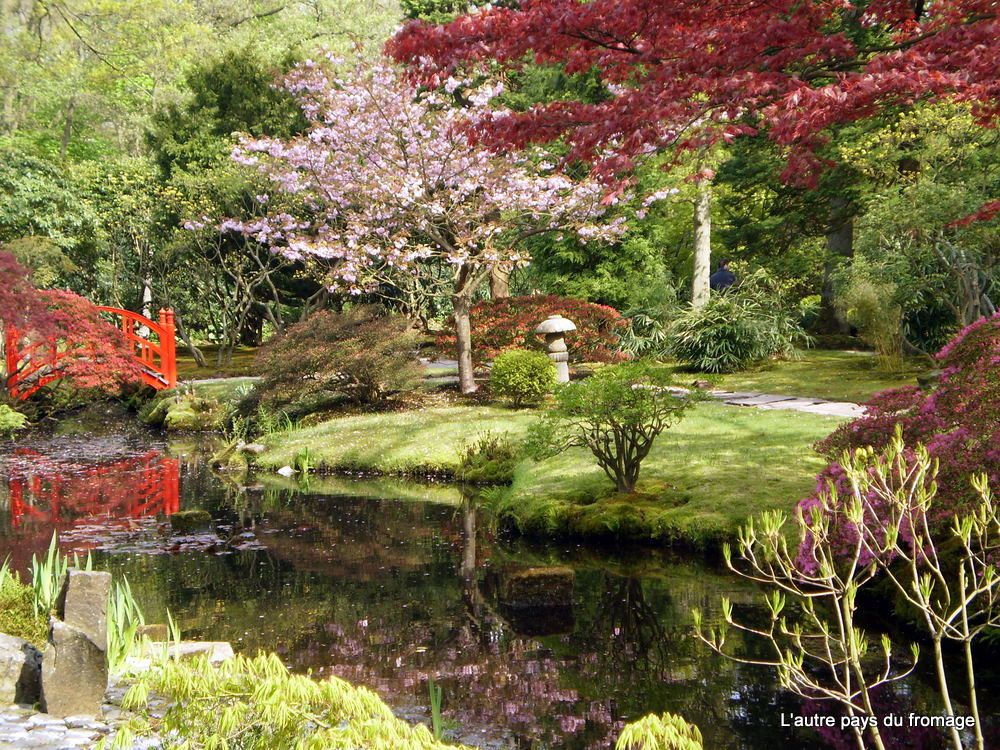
[106,652,469,750]
[0,404,28,436]
[0,568,48,647]
[616,713,704,750]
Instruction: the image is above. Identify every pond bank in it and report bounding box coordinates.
[254,402,843,548]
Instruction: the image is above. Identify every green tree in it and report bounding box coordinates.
[528,362,692,493]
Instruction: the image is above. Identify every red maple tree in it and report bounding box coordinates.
[1,252,144,398]
[387,0,999,185]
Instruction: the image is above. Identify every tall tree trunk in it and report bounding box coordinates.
[489,268,510,299]
[173,312,206,368]
[818,197,854,334]
[453,293,477,394]
[691,178,712,309]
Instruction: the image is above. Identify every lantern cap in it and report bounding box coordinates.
[535,314,577,334]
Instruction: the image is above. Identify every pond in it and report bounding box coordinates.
[0,422,989,749]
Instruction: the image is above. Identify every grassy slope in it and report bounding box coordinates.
[258,403,841,547]
[663,350,923,403]
[258,405,536,475]
[499,402,840,547]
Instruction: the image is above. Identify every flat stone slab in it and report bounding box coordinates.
[709,390,763,400]
[752,398,826,409]
[791,402,867,418]
[131,641,234,669]
[723,394,799,406]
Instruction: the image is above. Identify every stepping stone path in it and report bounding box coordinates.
[0,705,113,750]
[709,390,866,418]
[662,386,865,418]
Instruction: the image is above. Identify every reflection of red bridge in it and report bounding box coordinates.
[4,307,177,399]
[7,450,180,528]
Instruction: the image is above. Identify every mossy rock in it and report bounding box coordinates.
[210,442,249,473]
[164,396,225,432]
[169,509,214,533]
[139,390,177,427]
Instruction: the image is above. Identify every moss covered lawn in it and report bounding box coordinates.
[257,402,843,548]
[662,350,923,403]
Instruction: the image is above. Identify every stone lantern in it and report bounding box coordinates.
[535,314,577,383]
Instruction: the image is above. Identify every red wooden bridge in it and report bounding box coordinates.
[4,307,178,399]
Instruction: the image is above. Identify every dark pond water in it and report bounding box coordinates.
[0,422,992,749]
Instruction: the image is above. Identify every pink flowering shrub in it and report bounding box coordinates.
[797,313,1000,566]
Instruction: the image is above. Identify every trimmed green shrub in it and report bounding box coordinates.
[490,349,556,407]
[0,404,28,436]
[667,271,810,373]
[254,306,422,413]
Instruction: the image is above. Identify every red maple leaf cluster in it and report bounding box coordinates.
[1,252,144,398]
[388,0,999,185]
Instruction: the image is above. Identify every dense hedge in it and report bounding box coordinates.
[437,294,628,364]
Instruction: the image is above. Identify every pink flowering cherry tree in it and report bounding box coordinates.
[227,56,620,393]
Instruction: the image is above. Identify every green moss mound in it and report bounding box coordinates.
[0,575,47,648]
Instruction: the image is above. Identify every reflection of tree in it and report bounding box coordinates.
[582,575,670,677]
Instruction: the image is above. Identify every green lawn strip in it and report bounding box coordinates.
[188,376,259,403]
[661,350,923,403]
[257,405,536,476]
[175,346,258,380]
[257,403,840,547]
[495,402,840,548]
[257,473,464,505]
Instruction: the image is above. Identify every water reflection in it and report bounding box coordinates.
[0,436,970,749]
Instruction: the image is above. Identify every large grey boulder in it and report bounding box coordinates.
[40,619,108,717]
[0,633,42,704]
[55,570,111,648]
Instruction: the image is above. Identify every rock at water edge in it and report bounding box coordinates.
[55,570,112,649]
[0,633,42,704]
[40,620,108,717]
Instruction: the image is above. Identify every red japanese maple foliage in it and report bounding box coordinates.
[436,294,629,364]
[388,0,999,184]
[1,252,144,398]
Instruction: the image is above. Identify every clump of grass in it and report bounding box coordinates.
[108,577,145,671]
[457,430,520,484]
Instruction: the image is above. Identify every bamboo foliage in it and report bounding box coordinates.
[102,652,471,750]
[615,712,704,750]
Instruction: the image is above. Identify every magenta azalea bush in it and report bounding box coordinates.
[796,313,1000,568]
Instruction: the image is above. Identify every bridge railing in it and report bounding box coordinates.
[97,307,178,390]
[3,307,177,399]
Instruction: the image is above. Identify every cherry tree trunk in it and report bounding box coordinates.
[691,179,712,309]
[453,294,477,394]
